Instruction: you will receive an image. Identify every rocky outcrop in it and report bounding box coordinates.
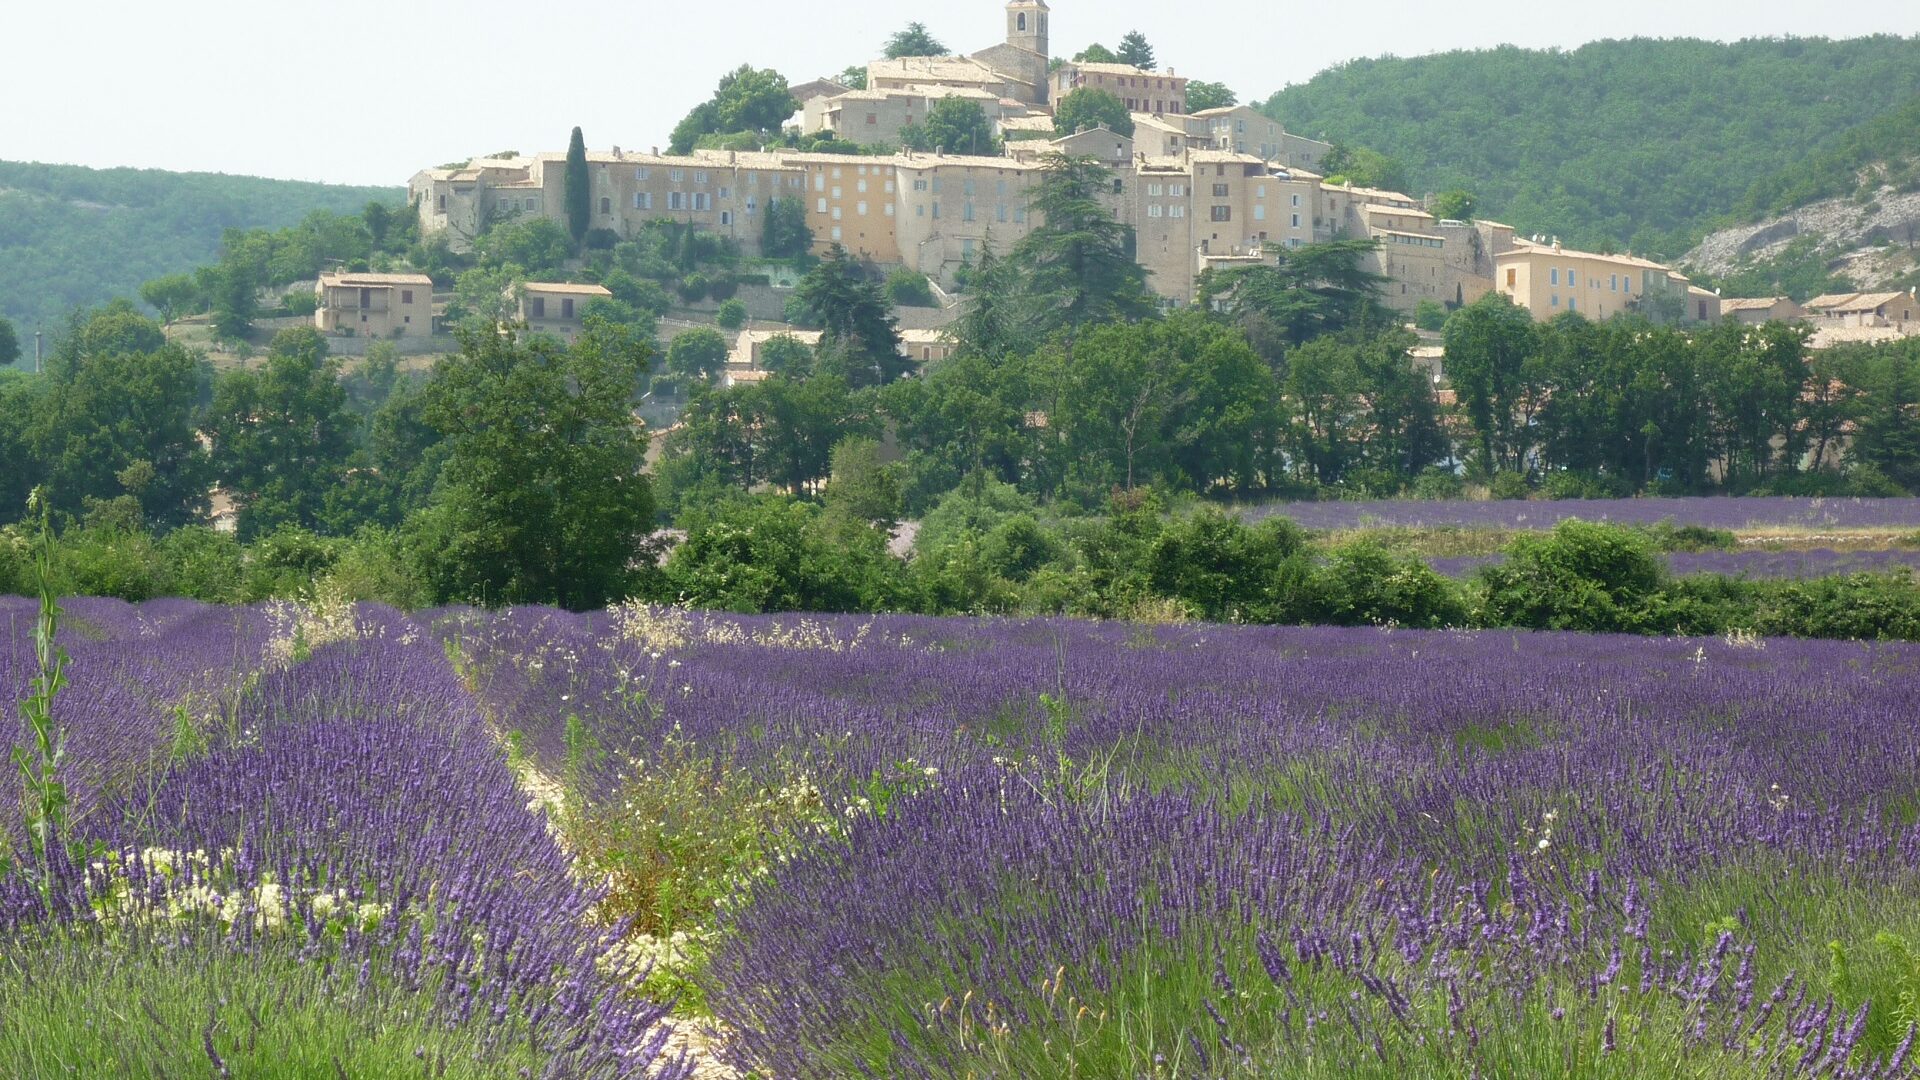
[1684,186,1920,288]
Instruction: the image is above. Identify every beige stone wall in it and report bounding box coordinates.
[315,279,432,339]
[894,157,1040,283]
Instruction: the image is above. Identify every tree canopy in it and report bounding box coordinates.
[1053,89,1134,138]
[1115,31,1156,70]
[884,22,946,59]
[671,66,797,154]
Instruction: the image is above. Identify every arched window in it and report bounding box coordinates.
[1016,12,1026,30]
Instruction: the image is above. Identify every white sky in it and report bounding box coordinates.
[5,0,1919,189]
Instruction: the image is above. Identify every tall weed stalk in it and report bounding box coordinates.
[11,491,70,909]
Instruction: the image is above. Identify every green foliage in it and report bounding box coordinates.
[0,160,397,336]
[884,22,946,59]
[823,436,903,530]
[1115,31,1155,70]
[1479,520,1668,633]
[715,299,748,330]
[1198,238,1389,354]
[1054,89,1134,138]
[1430,189,1476,222]
[28,303,209,530]
[1316,537,1467,627]
[1012,155,1153,335]
[473,217,571,277]
[1316,143,1408,192]
[1184,81,1237,112]
[1704,235,1855,303]
[0,319,17,368]
[666,327,729,382]
[762,196,814,261]
[411,324,655,610]
[205,327,358,540]
[1144,511,1313,623]
[901,97,1001,156]
[1412,298,1448,331]
[797,247,905,387]
[1740,94,1920,218]
[1441,293,1541,474]
[1262,38,1920,255]
[672,66,797,154]
[883,268,937,308]
[563,126,590,246]
[663,496,901,612]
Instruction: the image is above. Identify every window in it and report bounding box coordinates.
[1211,183,1229,197]
[915,205,924,217]
[963,179,975,196]
[669,192,685,210]
[1014,207,1028,223]
[1256,186,1266,199]
[1610,274,1618,291]
[931,179,943,193]
[1551,295,1559,307]
[1169,184,1186,197]
[1113,179,1124,195]
[635,167,650,180]
[1149,204,1164,218]
[720,211,732,226]
[857,199,870,216]
[718,186,731,199]
[1211,205,1232,221]
[745,197,757,212]
[996,204,1007,222]
[814,173,824,191]
[636,192,653,210]
[1291,213,1301,228]
[1148,183,1164,197]
[857,179,867,193]
[600,196,611,215]
[562,297,575,319]
[913,179,929,191]
[531,297,546,319]
[831,186,841,199]
[867,113,878,126]
[1506,268,1517,288]
[1291,193,1301,207]
[1017,11,1026,30]
[963,202,975,222]
[437,194,446,210]
[670,168,684,182]
[1169,205,1185,219]
[1253,205,1265,221]
[693,193,710,211]
[816,197,827,213]
[831,206,842,220]
[831,226,843,241]
[693,170,708,184]
[962,238,975,256]
[885,204,894,217]
[400,290,414,304]
[1568,297,1577,312]
[1288,237,1302,248]
[1550,268,1559,285]
[884,180,895,193]
[996,180,1007,196]
[1567,270,1576,287]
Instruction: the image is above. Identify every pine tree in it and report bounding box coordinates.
[1116,31,1156,70]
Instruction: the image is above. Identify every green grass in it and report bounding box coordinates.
[0,922,545,1078]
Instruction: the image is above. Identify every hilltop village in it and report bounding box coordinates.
[406,1,1727,328]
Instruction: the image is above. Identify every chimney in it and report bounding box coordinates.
[730,150,737,164]
[936,145,945,157]
[651,146,659,157]
[613,146,622,158]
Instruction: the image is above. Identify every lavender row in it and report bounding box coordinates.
[1244,496,1920,531]
[1429,548,1920,578]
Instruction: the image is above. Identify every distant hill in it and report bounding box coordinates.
[0,160,399,349]
[1260,36,1920,260]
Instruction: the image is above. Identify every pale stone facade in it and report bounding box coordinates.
[518,282,612,340]
[315,272,434,338]
[1494,241,1706,323]
[1053,62,1187,115]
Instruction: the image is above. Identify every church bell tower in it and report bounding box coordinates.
[1006,0,1049,57]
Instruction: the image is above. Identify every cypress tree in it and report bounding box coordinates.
[564,126,590,247]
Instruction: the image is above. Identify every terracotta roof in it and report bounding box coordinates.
[1069,62,1181,79]
[1806,291,1911,312]
[1365,204,1433,219]
[1721,296,1792,311]
[1497,242,1670,272]
[522,282,613,297]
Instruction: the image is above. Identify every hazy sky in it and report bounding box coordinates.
[6,0,1920,189]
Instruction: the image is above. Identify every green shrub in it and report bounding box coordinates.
[1754,571,1920,640]
[1478,520,1667,633]
[884,269,937,308]
[715,299,748,330]
[56,526,163,601]
[1316,539,1468,628]
[1489,471,1532,500]
[1143,511,1313,623]
[156,526,246,603]
[1411,467,1463,500]
[1639,521,1738,553]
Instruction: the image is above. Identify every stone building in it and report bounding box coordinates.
[315,272,434,338]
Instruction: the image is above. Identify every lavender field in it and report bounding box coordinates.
[1431,548,1920,579]
[1246,496,1920,532]
[8,599,1920,1077]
